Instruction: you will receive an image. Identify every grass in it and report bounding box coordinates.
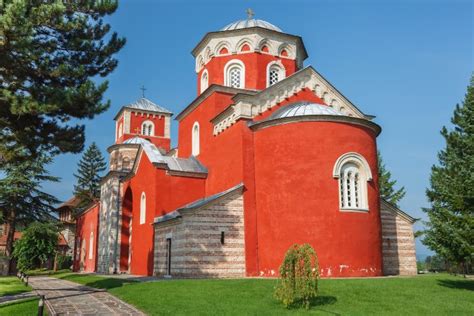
[0,276,31,297]
[0,276,40,315]
[50,272,474,315]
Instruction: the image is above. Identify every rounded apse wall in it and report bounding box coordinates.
[252,119,382,277]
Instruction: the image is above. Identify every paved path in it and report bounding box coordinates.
[29,276,145,315]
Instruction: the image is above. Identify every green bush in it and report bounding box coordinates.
[274,243,319,309]
[57,254,73,270]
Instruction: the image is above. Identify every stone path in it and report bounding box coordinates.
[29,276,146,315]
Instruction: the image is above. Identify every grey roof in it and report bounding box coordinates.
[380,199,418,224]
[221,19,282,32]
[126,137,207,174]
[124,98,172,114]
[269,101,343,119]
[154,183,244,224]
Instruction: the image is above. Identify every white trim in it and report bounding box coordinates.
[200,69,209,94]
[118,122,123,139]
[266,61,286,87]
[333,152,372,211]
[223,59,245,89]
[141,120,155,136]
[140,192,146,224]
[88,232,94,260]
[192,121,200,156]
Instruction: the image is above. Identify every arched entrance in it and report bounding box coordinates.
[120,187,133,272]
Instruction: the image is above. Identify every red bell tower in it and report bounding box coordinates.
[114,97,172,151]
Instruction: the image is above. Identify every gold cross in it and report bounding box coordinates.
[134,127,141,135]
[246,8,254,20]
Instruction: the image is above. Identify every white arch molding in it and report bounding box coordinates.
[192,121,200,156]
[224,59,245,89]
[333,152,372,211]
[266,61,286,87]
[140,192,146,224]
[200,69,209,93]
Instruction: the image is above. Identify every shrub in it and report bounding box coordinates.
[56,255,73,270]
[274,243,319,309]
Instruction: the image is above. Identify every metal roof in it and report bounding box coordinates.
[269,101,343,119]
[125,137,207,174]
[124,98,172,114]
[221,19,282,32]
[154,183,244,224]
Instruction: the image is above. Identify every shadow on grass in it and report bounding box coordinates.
[59,276,137,290]
[287,295,338,311]
[437,279,474,291]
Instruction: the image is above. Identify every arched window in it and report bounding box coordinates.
[192,122,200,156]
[141,120,154,136]
[88,232,94,260]
[200,70,209,93]
[333,153,372,211]
[118,122,123,138]
[224,60,245,89]
[140,192,146,224]
[267,62,285,87]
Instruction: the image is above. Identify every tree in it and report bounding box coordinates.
[423,75,474,276]
[0,0,125,162]
[274,244,319,309]
[12,222,59,272]
[73,142,106,209]
[0,152,59,272]
[378,151,406,206]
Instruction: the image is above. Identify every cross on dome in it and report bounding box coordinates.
[246,8,255,20]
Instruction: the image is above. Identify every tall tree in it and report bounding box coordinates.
[377,151,406,206]
[0,153,59,272]
[0,0,125,161]
[73,142,106,209]
[423,75,474,275]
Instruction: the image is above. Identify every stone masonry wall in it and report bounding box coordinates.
[380,201,417,275]
[154,190,245,278]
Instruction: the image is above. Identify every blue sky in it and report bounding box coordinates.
[44,0,473,257]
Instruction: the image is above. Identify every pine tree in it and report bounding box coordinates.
[73,142,107,210]
[423,75,474,275]
[0,0,125,162]
[377,151,406,206]
[0,153,59,272]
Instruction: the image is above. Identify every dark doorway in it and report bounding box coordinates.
[166,238,172,276]
[120,187,133,272]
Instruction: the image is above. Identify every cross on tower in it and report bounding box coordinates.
[140,85,146,98]
[246,8,254,20]
[134,127,141,135]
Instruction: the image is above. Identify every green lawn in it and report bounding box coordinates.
[51,272,474,315]
[0,276,39,315]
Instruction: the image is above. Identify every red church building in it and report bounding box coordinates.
[73,16,417,277]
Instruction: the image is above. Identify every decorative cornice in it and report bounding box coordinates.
[107,143,140,153]
[113,106,173,121]
[248,115,381,136]
[175,84,257,122]
[212,66,373,135]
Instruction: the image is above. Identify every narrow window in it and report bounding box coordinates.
[118,122,123,138]
[166,238,172,276]
[229,66,241,88]
[267,63,285,87]
[88,232,94,260]
[220,231,225,245]
[140,192,146,224]
[141,121,154,136]
[192,122,200,156]
[200,70,209,93]
[224,60,245,89]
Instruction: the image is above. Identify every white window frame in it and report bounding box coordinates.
[200,69,209,93]
[88,232,94,260]
[140,192,146,224]
[141,120,155,136]
[266,61,286,87]
[333,152,372,212]
[192,121,200,156]
[224,59,245,89]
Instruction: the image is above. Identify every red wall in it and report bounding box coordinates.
[73,202,100,272]
[197,52,297,94]
[123,151,206,276]
[252,121,381,277]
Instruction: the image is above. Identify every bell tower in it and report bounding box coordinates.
[114,97,172,151]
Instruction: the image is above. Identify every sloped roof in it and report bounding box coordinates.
[154,183,244,224]
[380,199,418,224]
[125,98,172,114]
[221,19,282,32]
